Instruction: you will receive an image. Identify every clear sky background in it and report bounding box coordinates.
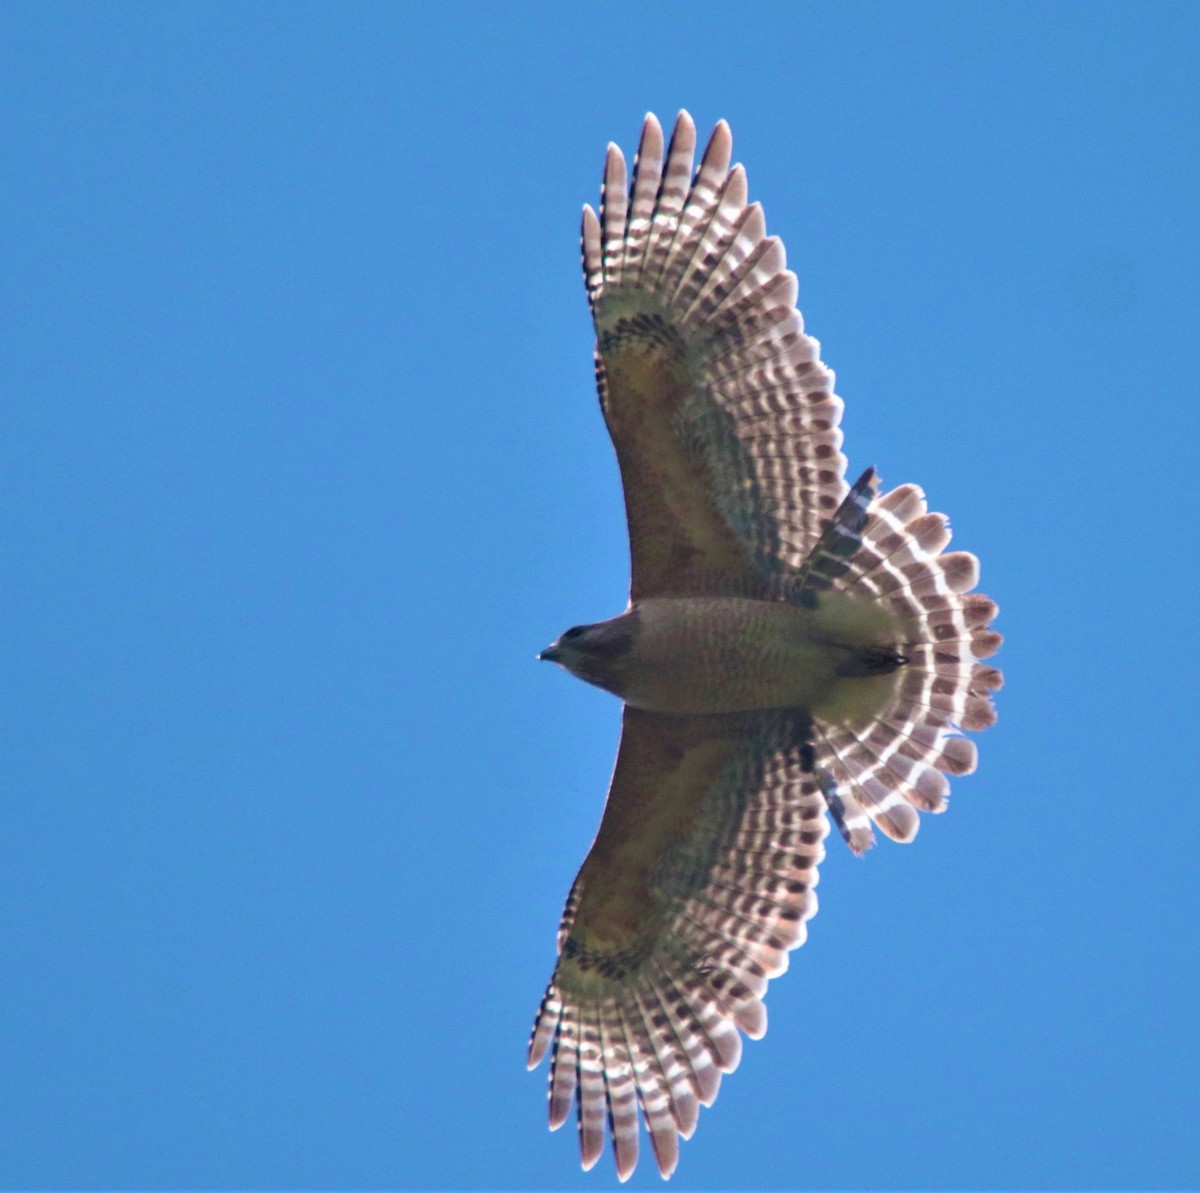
[2,2,1197,1189]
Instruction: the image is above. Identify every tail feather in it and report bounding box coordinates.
[790,467,877,598]
[809,479,1002,846]
[818,728,921,844]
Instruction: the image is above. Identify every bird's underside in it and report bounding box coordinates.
[529,111,1003,1182]
[544,592,909,718]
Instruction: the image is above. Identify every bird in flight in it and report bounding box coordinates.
[528,111,1002,1182]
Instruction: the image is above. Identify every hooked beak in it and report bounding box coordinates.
[538,643,561,663]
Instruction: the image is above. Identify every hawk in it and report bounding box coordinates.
[528,112,1002,1181]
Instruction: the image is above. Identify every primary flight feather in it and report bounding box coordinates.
[529,112,1002,1181]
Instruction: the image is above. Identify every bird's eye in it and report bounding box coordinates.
[563,626,586,641]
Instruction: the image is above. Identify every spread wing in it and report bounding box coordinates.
[527,706,827,1180]
[584,111,848,600]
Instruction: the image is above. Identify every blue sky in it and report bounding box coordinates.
[2,2,1197,1188]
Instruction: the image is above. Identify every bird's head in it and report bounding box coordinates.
[538,612,638,695]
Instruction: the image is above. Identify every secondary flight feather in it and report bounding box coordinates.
[529,111,1002,1181]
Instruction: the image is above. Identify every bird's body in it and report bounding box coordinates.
[553,595,903,719]
[528,112,1002,1182]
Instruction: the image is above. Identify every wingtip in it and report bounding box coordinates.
[636,113,665,168]
[699,118,733,175]
[671,109,696,141]
[615,1149,638,1183]
[604,143,627,193]
[650,1128,680,1179]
